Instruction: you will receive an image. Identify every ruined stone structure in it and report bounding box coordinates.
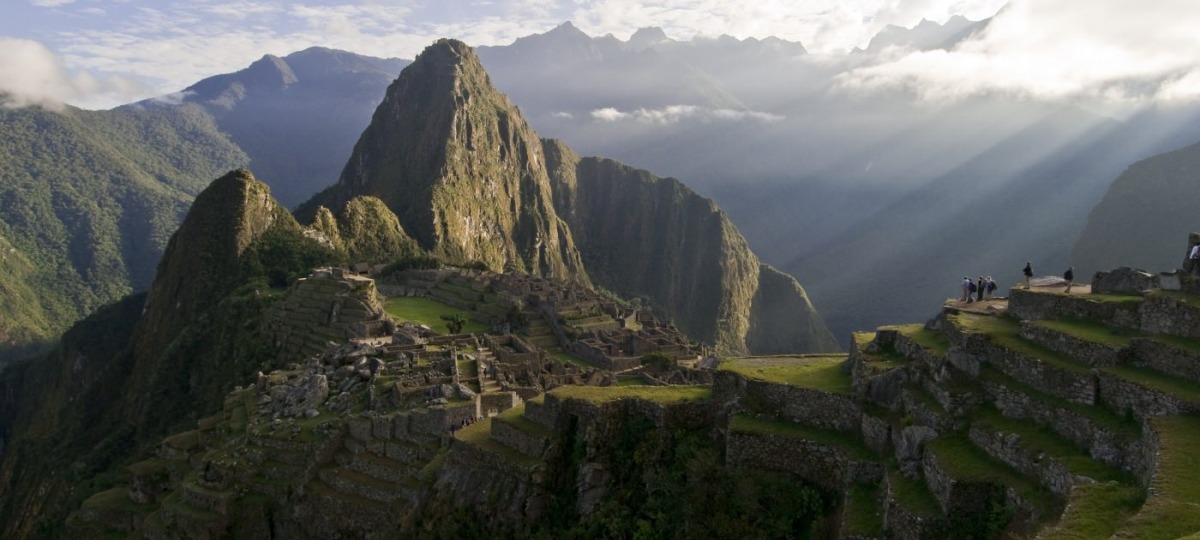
[267,268,392,360]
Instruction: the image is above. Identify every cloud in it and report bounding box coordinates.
[591,105,783,123]
[29,0,76,6]
[0,38,151,109]
[836,0,1200,104]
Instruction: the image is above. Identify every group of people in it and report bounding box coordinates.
[960,275,998,302]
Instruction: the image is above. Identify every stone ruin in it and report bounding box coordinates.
[267,268,394,361]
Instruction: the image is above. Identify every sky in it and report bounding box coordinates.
[2,0,1199,110]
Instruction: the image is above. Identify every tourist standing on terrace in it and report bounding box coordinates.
[1023,262,1033,289]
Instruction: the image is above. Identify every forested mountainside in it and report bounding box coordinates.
[0,103,247,364]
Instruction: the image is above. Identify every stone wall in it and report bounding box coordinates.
[1127,338,1200,383]
[490,419,547,459]
[1018,322,1123,368]
[1006,289,1141,331]
[716,372,861,433]
[982,347,1096,405]
[725,429,881,491]
[967,426,1075,495]
[1096,372,1200,421]
[1139,294,1200,338]
[981,378,1137,472]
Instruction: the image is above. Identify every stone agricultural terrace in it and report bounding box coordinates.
[63,250,1200,538]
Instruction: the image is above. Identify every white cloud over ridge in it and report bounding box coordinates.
[6,0,1199,109]
[591,105,783,124]
[0,38,148,109]
[837,0,1200,104]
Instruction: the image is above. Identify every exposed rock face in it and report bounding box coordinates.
[299,39,587,281]
[543,139,837,355]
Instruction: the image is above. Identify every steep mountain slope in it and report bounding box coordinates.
[543,140,836,354]
[299,39,589,281]
[1071,138,1200,275]
[0,104,248,364]
[0,169,335,538]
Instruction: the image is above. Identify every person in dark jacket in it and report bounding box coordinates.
[1023,261,1033,289]
[976,276,985,301]
[1064,266,1074,293]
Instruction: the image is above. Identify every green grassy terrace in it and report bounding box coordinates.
[1112,415,1200,539]
[494,404,551,437]
[1102,364,1200,406]
[926,432,1058,511]
[80,486,158,513]
[453,418,540,467]
[719,355,851,394]
[843,483,883,537]
[887,467,942,517]
[729,414,875,460]
[972,406,1132,483]
[1032,318,1137,348]
[952,313,1091,375]
[548,385,711,404]
[552,351,596,369]
[382,296,488,334]
[1039,482,1144,540]
[978,366,1139,438]
[877,323,952,357]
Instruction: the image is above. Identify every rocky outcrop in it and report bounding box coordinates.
[543,139,836,355]
[299,39,587,281]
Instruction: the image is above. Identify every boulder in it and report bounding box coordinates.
[1092,267,1158,294]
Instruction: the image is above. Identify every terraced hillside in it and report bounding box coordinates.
[56,262,1200,538]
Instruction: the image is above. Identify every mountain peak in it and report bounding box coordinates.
[299,39,588,280]
[628,26,670,49]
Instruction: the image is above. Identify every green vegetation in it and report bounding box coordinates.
[926,433,1057,512]
[1112,416,1200,539]
[382,297,487,334]
[843,484,883,537]
[953,313,1090,375]
[978,366,1139,437]
[719,356,851,394]
[972,407,1132,483]
[639,352,675,371]
[887,467,942,517]
[1039,482,1144,540]
[1148,333,1200,356]
[441,313,467,334]
[552,351,595,369]
[730,414,875,460]
[894,324,952,355]
[1103,365,1200,406]
[0,105,248,363]
[548,385,711,404]
[1033,318,1137,347]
